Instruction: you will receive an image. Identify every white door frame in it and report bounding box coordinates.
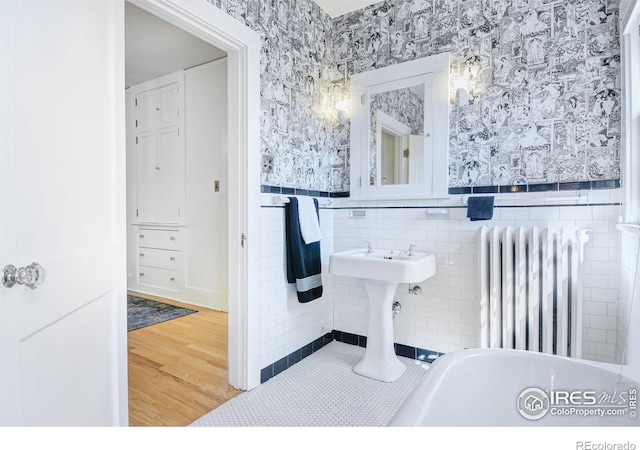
[128,0,262,390]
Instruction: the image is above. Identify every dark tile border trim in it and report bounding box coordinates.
[332,330,443,363]
[261,185,348,198]
[262,182,620,211]
[448,179,619,195]
[261,332,333,383]
[260,330,442,383]
[499,184,527,193]
[262,180,619,199]
[263,201,620,210]
[471,185,498,194]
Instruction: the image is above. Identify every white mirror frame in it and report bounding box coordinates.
[349,52,450,200]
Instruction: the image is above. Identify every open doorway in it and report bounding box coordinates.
[124,0,263,404]
[124,2,238,426]
[125,3,229,313]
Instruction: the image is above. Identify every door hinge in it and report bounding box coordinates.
[241,233,246,248]
[361,94,366,105]
[136,209,139,217]
[404,149,410,158]
[136,136,138,144]
[135,119,138,128]
[358,177,362,187]
[135,98,138,106]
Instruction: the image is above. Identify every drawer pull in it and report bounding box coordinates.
[139,272,145,277]
[139,253,145,258]
[170,257,175,261]
[139,234,145,239]
[170,236,176,241]
[170,277,176,282]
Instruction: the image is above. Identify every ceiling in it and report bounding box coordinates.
[125,3,226,88]
[313,0,382,18]
[124,0,383,87]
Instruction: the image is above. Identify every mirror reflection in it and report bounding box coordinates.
[369,85,425,186]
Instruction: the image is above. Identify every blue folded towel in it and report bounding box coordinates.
[466,196,494,221]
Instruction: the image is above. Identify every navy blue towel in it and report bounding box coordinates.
[466,196,494,221]
[285,197,323,303]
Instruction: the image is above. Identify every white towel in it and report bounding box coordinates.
[297,197,322,244]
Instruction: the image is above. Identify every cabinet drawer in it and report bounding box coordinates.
[137,228,180,250]
[137,266,180,291]
[138,247,180,270]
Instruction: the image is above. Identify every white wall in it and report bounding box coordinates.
[260,195,334,368]
[184,59,228,310]
[126,61,229,311]
[332,189,621,363]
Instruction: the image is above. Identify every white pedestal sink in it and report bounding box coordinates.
[329,248,437,382]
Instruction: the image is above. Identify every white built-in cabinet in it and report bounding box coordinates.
[134,76,185,223]
[137,227,183,292]
[126,59,228,311]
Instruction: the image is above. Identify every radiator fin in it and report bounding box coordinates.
[478,226,584,358]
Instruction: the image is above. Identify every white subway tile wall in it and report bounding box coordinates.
[332,192,622,363]
[260,197,334,368]
[260,191,624,369]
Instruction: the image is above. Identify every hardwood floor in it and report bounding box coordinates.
[127,292,242,426]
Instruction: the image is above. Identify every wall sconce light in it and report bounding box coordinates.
[455,77,473,106]
[336,100,349,124]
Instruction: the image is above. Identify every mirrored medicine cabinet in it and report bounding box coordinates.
[349,52,450,200]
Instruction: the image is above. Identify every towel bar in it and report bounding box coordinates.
[272,195,332,206]
[461,193,582,206]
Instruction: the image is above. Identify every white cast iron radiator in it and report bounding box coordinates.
[478,226,589,358]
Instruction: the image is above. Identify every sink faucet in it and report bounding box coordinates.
[408,243,416,256]
[364,240,373,254]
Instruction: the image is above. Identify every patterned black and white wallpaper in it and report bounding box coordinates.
[370,88,425,136]
[208,0,342,191]
[210,0,621,192]
[334,0,621,189]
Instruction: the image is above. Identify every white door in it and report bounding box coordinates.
[0,0,127,426]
